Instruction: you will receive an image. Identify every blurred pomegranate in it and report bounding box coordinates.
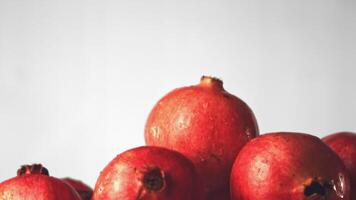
[62,177,93,200]
[323,132,356,199]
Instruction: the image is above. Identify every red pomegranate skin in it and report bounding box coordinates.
[144,76,259,199]
[230,132,350,200]
[62,178,93,200]
[0,164,81,200]
[92,146,204,200]
[323,132,356,199]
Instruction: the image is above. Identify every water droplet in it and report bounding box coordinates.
[151,127,160,139]
[331,172,347,198]
[245,128,253,140]
[199,157,206,163]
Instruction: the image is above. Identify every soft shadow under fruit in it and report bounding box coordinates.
[62,177,93,200]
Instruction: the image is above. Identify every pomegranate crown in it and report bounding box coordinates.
[200,75,224,90]
[17,164,49,176]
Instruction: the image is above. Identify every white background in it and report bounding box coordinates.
[1,0,355,187]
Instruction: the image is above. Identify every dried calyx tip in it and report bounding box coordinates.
[17,164,49,176]
[143,168,165,192]
[200,76,223,89]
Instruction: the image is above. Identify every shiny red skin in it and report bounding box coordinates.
[0,174,81,200]
[92,146,204,200]
[144,77,259,199]
[62,178,93,200]
[231,132,350,200]
[323,132,356,199]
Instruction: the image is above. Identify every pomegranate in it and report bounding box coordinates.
[62,178,93,200]
[144,76,259,199]
[92,146,203,200]
[0,164,81,200]
[323,132,356,199]
[230,132,350,200]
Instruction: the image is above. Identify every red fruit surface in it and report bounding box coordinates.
[230,132,350,200]
[144,76,259,199]
[0,164,81,200]
[323,132,356,199]
[92,146,203,200]
[62,178,93,200]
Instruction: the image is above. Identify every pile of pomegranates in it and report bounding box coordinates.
[0,76,355,200]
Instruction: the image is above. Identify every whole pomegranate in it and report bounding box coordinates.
[230,132,350,200]
[145,76,259,199]
[92,146,203,200]
[323,132,356,199]
[62,178,93,200]
[0,164,81,200]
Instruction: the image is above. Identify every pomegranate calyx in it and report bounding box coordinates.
[17,164,49,176]
[143,167,166,192]
[304,177,333,198]
[200,76,224,90]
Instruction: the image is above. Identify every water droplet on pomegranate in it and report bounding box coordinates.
[332,172,347,198]
[245,128,253,140]
[199,157,206,163]
[151,127,160,139]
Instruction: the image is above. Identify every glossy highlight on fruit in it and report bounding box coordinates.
[323,132,356,199]
[0,164,81,200]
[62,178,93,200]
[230,132,350,200]
[145,76,259,199]
[92,146,203,200]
